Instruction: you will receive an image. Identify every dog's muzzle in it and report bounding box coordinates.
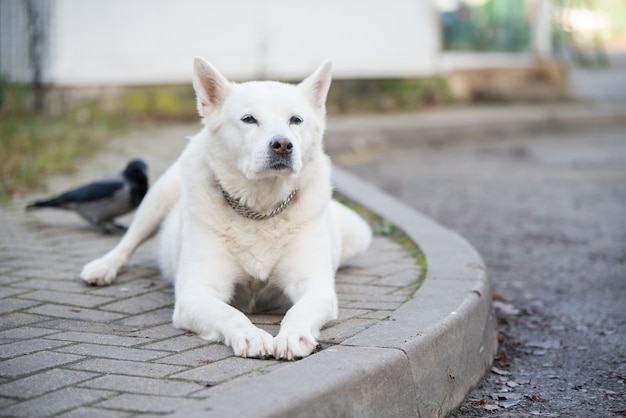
[267,136,293,170]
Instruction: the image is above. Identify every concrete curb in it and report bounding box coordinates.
[173,168,497,418]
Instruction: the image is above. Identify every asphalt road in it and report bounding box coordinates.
[342,121,626,417]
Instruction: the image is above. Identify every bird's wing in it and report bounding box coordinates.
[55,180,125,203]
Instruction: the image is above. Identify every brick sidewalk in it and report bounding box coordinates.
[0,125,422,417]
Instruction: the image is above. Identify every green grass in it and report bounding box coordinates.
[0,112,122,201]
[334,192,428,298]
[0,75,452,202]
[0,83,129,202]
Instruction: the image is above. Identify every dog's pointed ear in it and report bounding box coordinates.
[192,57,230,115]
[299,60,332,109]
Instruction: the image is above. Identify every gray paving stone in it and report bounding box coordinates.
[87,278,168,298]
[0,287,29,298]
[334,307,370,321]
[17,289,115,308]
[0,351,84,378]
[344,300,403,310]
[25,304,126,322]
[335,271,376,284]
[141,334,210,352]
[153,344,234,366]
[0,275,21,285]
[54,343,170,362]
[11,268,77,281]
[114,307,172,327]
[338,290,408,304]
[170,356,277,384]
[359,310,394,320]
[0,326,58,340]
[374,268,422,287]
[67,358,186,377]
[94,393,201,414]
[0,312,48,330]
[362,262,415,277]
[1,387,112,418]
[335,282,396,295]
[80,374,202,396]
[0,338,72,359]
[343,252,397,268]
[45,330,150,347]
[0,369,98,399]
[0,298,42,314]
[12,278,88,293]
[127,323,186,339]
[319,318,378,344]
[385,288,415,302]
[110,267,161,283]
[38,319,139,335]
[100,291,173,314]
[56,407,132,418]
[0,397,17,408]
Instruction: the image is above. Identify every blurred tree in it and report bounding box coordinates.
[24,0,45,112]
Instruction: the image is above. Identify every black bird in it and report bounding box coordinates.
[26,159,149,233]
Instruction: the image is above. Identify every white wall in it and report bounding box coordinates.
[48,0,441,85]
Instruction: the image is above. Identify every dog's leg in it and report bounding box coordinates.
[174,284,275,358]
[274,281,337,360]
[172,227,275,358]
[274,225,339,360]
[80,164,181,286]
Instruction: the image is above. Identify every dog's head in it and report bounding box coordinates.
[192,58,332,181]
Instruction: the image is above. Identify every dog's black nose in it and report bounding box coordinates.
[270,137,293,155]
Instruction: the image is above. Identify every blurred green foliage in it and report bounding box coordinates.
[0,74,455,202]
[0,81,126,202]
[327,77,455,114]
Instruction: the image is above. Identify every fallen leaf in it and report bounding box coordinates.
[493,301,521,316]
[526,339,561,350]
[491,392,523,401]
[491,366,512,376]
[499,399,521,408]
[526,394,548,403]
[491,292,507,302]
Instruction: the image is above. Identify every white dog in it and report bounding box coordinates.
[81,58,372,360]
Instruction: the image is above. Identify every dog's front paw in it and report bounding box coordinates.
[227,327,275,359]
[274,330,318,361]
[80,257,119,286]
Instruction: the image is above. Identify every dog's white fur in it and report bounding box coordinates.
[81,58,372,360]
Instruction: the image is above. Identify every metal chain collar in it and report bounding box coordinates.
[218,184,297,221]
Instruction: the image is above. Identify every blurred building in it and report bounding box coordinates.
[2,0,558,86]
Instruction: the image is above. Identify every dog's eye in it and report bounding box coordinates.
[241,115,258,125]
[289,115,303,125]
